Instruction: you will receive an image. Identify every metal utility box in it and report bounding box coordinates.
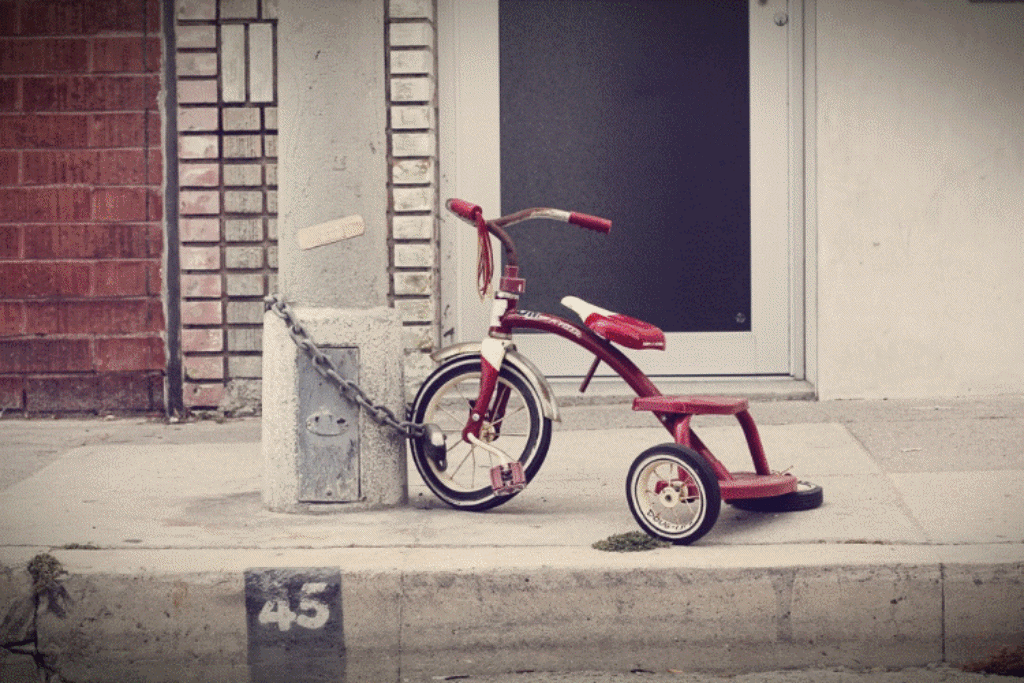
[296,347,360,502]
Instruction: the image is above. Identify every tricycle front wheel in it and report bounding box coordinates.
[626,444,721,545]
[409,354,552,511]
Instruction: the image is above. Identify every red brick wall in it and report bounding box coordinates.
[0,0,166,413]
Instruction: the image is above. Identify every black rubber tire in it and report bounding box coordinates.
[729,480,824,513]
[409,354,552,511]
[625,443,721,545]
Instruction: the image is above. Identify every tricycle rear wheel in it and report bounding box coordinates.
[730,480,823,513]
[626,444,721,545]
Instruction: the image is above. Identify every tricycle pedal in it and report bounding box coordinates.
[490,462,526,496]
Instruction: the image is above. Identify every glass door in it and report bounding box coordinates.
[439,0,798,378]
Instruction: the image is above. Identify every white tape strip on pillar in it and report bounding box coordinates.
[297,215,365,250]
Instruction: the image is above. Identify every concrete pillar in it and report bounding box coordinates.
[262,0,406,511]
[263,307,406,511]
[275,0,389,309]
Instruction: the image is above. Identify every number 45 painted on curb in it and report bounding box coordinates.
[258,581,330,632]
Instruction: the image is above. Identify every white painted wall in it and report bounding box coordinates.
[815,0,1024,399]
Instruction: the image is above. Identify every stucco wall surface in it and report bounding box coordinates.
[815,0,1023,399]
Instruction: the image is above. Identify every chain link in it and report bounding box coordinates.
[264,294,426,439]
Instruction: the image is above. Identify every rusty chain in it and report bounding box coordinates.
[264,293,426,439]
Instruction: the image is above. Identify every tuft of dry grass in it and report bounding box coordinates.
[592,531,669,552]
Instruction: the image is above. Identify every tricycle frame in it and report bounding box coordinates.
[409,199,819,542]
[472,265,797,503]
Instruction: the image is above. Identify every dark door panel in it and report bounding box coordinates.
[500,0,751,332]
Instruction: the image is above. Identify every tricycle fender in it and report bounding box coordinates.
[430,342,560,422]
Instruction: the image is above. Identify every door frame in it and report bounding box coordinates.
[437,0,815,392]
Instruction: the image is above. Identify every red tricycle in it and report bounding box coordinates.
[410,199,823,544]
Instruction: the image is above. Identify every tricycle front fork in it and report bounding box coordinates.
[462,336,513,443]
[461,336,526,495]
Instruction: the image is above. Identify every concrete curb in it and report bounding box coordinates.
[3,544,1021,682]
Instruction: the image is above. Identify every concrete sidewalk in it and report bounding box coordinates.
[0,396,1022,682]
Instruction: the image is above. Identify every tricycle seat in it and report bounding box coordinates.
[632,395,749,415]
[561,296,665,350]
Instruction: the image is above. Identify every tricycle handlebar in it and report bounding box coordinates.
[445,198,483,222]
[445,198,611,295]
[567,211,612,234]
[445,199,612,235]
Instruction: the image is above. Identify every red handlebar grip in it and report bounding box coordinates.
[568,211,612,234]
[446,198,482,221]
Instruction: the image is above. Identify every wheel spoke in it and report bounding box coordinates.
[436,403,467,427]
[490,402,526,427]
[447,446,475,479]
[454,380,479,405]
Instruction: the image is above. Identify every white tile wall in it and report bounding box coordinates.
[387,1,439,391]
[176,0,279,410]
